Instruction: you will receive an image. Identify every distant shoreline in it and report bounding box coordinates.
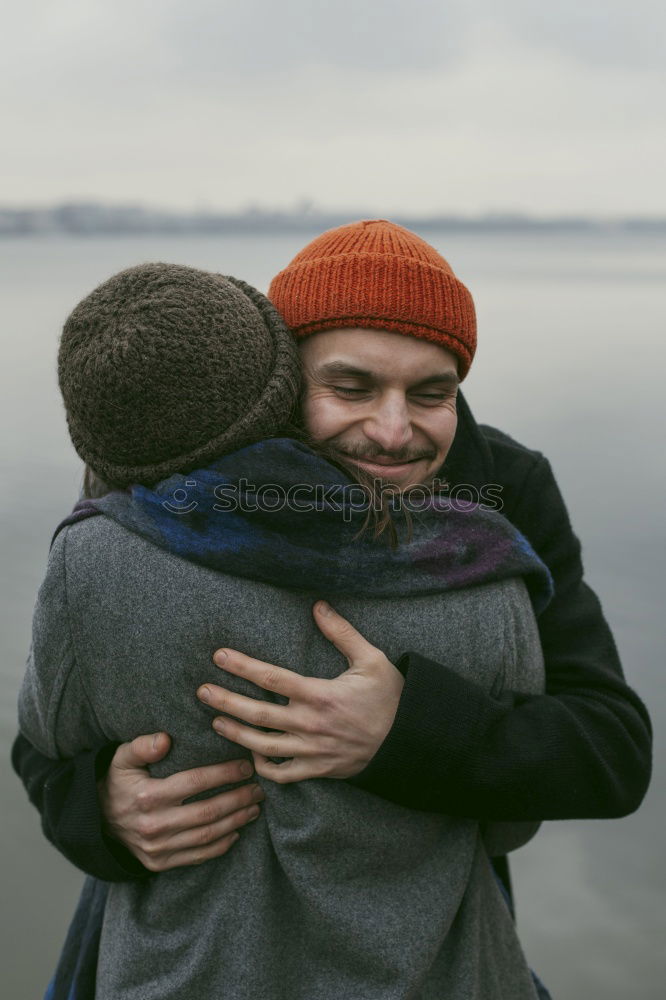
[1,204,665,237]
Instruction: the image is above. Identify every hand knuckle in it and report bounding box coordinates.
[262,668,281,689]
[198,801,218,826]
[300,713,319,735]
[253,707,271,728]
[137,817,159,840]
[143,840,163,858]
[186,768,208,792]
[313,691,334,714]
[136,788,156,813]
[197,825,216,846]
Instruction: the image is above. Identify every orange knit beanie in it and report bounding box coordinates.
[268,219,477,379]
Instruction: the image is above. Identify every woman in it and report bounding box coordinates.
[19,262,551,999]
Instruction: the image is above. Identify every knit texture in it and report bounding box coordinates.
[268,219,477,378]
[58,264,301,487]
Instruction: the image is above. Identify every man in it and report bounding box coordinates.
[13,220,652,904]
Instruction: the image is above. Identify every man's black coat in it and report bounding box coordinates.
[12,393,653,887]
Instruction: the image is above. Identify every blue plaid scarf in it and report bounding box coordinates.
[58,438,552,612]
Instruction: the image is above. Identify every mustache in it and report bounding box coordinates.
[329,440,437,464]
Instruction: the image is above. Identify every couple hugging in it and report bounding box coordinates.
[15,220,651,1000]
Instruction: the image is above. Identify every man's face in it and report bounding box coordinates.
[300,328,459,490]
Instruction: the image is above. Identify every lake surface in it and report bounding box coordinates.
[1,230,664,999]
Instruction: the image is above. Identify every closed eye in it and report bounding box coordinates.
[333,385,368,396]
[412,391,457,403]
[332,385,456,402]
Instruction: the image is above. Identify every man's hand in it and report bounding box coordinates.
[99,733,264,872]
[197,601,405,783]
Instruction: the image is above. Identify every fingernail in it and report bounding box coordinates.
[152,733,160,750]
[213,718,225,734]
[248,806,260,820]
[239,760,253,778]
[214,649,228,665]
[198,686,211,703]
[318,601,331,616]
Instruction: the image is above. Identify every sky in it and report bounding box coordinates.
[2,0,665,216]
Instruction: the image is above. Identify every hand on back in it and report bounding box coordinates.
[99,732,264,872]
[100,602,403,869]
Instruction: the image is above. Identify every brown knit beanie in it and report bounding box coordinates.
[58,263,300,487]
[268,219,477,379]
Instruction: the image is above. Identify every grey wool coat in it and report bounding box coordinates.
[20,514,544,1000]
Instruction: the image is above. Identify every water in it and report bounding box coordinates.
[1,231,664,999]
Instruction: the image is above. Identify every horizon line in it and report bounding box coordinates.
[1,201,665,235]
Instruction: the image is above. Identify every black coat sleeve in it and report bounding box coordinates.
[348,455,653,820]
[11,731,150,881]
[12,450,652,873]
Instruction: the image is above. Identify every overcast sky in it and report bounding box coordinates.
[2,0,664,215]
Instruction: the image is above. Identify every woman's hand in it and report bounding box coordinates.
[197,601,405,783]
[99,733,264,872]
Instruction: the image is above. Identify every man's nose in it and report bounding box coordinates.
[362,395,414,453]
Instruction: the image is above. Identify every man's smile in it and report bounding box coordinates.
[335,450,431,478]
[346,454,422,471]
